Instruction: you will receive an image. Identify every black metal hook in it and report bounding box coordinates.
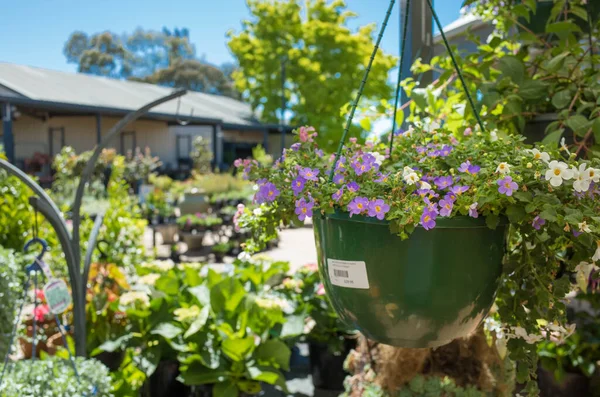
[175,96,194,126]
[23,237,49,273]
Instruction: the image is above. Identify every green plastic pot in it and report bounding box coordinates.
[313,211,507,348]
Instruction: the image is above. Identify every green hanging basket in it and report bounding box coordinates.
[313,211,507,348]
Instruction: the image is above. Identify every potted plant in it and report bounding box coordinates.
[0,356,113,396]
[18,289,66,358]
[211,242,232,263]
[236,124,600,391]
[144,188,178,244]
[177,213,223,251]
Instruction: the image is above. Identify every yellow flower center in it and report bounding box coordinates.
[302,208,307,214]
[375,205,381,212]
[534,153,541,159]
[306,172,312,177]
[590,171,595,177]
[268,191,274,196]
[504,183,511,188]
[357,204,363,209]
[424,215,431,222]
[554,169,561,176]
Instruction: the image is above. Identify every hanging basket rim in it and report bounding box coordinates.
[317,209,507,229]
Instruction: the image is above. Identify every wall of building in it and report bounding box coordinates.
[0,115,218,168]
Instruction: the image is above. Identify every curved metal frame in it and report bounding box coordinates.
[0,89,187,356]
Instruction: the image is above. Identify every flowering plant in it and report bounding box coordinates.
[177,213,223,232]
[237,124,600,392]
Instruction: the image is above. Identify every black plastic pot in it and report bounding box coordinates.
[94,350,125,372]
[537,367,590,397]
[145,360,192,397]
[309,337,356,391]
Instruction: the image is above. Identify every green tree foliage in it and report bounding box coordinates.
[63,28,238,98]
[227,0,396,149]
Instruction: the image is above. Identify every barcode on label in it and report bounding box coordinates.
[333,269,349,278]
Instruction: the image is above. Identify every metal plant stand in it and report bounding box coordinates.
[0,89,187,356]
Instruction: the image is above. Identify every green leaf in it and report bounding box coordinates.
[189,284,211,306]
[497,56,525,84]
[237,380,262,394]
[540,207,558,222]
[395,109,404,128]
[592,118,600,143]
[565,115,591,136]
[184,306,210,339]
[214,380,239,397]
[247,366,286,388]
[551,89,572,109]
[485,214,500,230]
[151,322,183,340]
[155,274,180,295]
[222,336,255,362]
[546,21,582,35]
[280,314,305,338]
[541,128,564,148]
[546,52,569,72]
[506,205,526,223]
[359,118,371,131]
[211,278,246,313]
[513,191,532,203]
[91,334,133,355]
[179,365,229,385]
[519,80,548,101]
[255,339,291,371]
[411,88,428,110]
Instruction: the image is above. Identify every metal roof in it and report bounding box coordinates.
[433,14,486,43]
[0,62,263,127]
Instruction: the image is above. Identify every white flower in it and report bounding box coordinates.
[402,166,415,177]
[572,164,592,193]
[253,208,263,216]
[575,262,598,292]
[402,126,414,137]
[141,260,174,272]
[495,162,511,174]
[138,273,160,286]
[545,160,573,187]
[585,166,600,183]
[578,221,592,233]
[367,152,386,166]
[560,137,570,155]
[593,241,600,262]
[237,251,252,261]
[423,121,440,133]
[527,148,550,162]
[525,241,537,250]
[253,184,259,191]
[119,291,150,307]
[404,172,420,185]
[490,130,498,142]
[420,181,432,190]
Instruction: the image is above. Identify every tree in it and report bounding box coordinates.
[63,28,238,98]
[227,0,396,148]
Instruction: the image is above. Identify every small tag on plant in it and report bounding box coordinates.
[43,279,72,314]
[327,259,370,289]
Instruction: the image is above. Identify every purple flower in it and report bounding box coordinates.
[458,160,480,174]
[416,188,434,197]
[335,156,346,172]
[439,198,454,217]
[332,187,344,201]
[420,209,437,230]
[333,174,345,185]
[468,203,478,218]
[573,229,582,237]
[416,146,427,155]
[234,159,243,167]
[439,145,452,157]
[450,136,459,145]
[291,177,305,196]
[315,149,324,157]
[532,216,545,230]
[450,185,469,195]
[394,129,405,136]
[374,172,390,183]
[423,197,439,213]
[346,182,360,193]
[348,197,369,217]
[367,199,390,220]
[299,167,319,181]
[295,197,314,221]
[352,156,375,176]
[257,182,280,203]
[497,176,518,196]
[290,143,301,151]
[434,176,453,189]
[464,127,473,136]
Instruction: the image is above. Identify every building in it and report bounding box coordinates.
[0,62,293,175]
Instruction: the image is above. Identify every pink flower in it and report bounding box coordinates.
[464,127,472,136]
[298,126,316,142]
[349,137,357,144]
[35,289,45,301]
[304,263,318,272]
[34,305,50,322]
[316,283,326,296]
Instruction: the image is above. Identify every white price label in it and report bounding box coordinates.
[327,259,370,289]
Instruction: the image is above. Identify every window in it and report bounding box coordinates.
[48,127,65,156]
[120,131,136,155]
[176,135,193,160]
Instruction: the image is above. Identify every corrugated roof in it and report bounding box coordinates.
[0,62,261,127]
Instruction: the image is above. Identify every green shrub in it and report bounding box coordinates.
[0,357,113,397]
[0,247,23,360]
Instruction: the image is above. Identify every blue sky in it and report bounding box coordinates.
[0,0,464,72]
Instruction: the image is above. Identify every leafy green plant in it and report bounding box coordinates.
[177,213,223,232]
[0,247,24,360]
[0,357,113,397]
[191,136,214,175]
